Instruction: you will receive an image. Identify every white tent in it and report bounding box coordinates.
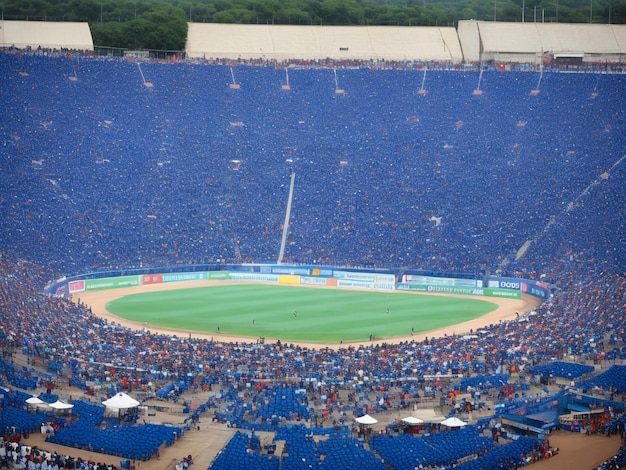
[355,414,378,425]
[48,400,74,416]
[25,396,46,405]
[48,400,73,410]
[25,396,47,412]
[440,416,467,428]
[102,392,140,410]
[401,416,424,425]
[102,392,140,418]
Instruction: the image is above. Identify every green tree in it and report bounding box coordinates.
[91,4,188,51]
[278,7,313,24]
[90,21,126,48]
[318,0,362,24]
[212,8,257,23]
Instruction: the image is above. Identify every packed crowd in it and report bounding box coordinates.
[1,53,624,278]
[0,436,118,470]
[1,258,625,402]
[0,52,625,468]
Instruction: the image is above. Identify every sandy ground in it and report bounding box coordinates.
[74,280,542,349]
[24,281,616,469]
[21,394,623,470]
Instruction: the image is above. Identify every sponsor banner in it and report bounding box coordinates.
[397,283,482,295]
[333,271,394,284]
[488,277,549,299]
[337,279,375,289]
[334,271,377,282]
[300,276,328,286]
[279,274,301,285]
[424,286,482,295]
[68,279,85,294]
[403,275,478,288]
[208,271,230,280]
[163,272,206,283]
[487,277,522,290]
[396,283,427,292]
[372,282,395,291]
[484,288,522,299]
[375,274,396,284]
[272,267,310,276]
[335,279,393,290]
[84,276,141,291]
[228,272,279,282]
[142,274,163,285]
[404,275,454,286]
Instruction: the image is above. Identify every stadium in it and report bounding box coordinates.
[1,18,626,470]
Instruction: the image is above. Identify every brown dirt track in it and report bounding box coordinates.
[28,281,619,469]
[75,280,541,348]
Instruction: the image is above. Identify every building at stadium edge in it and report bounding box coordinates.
[2,19,626,65]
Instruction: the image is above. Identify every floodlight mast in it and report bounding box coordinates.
[277,172,296,264]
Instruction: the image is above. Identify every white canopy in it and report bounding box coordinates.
[102,392,140,410]
[355,414,378,425]
[401,416,424,425]
[25,396,46,405]
[440,416,467,427]
[48,400,74,410]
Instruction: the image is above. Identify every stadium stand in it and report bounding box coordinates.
[0,19,625,470]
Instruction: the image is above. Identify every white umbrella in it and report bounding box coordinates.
[440,416,467,427]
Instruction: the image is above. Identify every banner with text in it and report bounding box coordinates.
[402,274,481,288]
[487,277,549,299]
[228,272,279,282]
[396,283,483,296]
[84,276,141,291]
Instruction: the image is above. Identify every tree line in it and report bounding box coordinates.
[0,0,624,52]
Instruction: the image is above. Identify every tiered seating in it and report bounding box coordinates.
[530,361,595,379]
[2,54,624,275]
[5,389,35,407]
[156,380,188,399]
[50,420,181,460]
[371,426,492,469]
[0,405,49,434]
[274,425,317,470]
[46,399,179,460]
[454,436,541,470]
[371,433,448,468]
[256,386,310,421]
[577,365,626,393]
[317,437,385,470]
[209,431,279,470]
[1,53,626,470]
[0,358,39,389]
[422,426,493,464]
[458,374,509,392]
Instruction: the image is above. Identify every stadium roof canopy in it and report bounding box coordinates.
[0,20,94,51]
[186,23,463,63]
[458,20,626,63]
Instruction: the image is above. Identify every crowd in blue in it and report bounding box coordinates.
[0,50,625,469]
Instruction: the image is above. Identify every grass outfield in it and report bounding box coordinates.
[106,284,499,343]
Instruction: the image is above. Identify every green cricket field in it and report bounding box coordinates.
[105,284,498,344]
